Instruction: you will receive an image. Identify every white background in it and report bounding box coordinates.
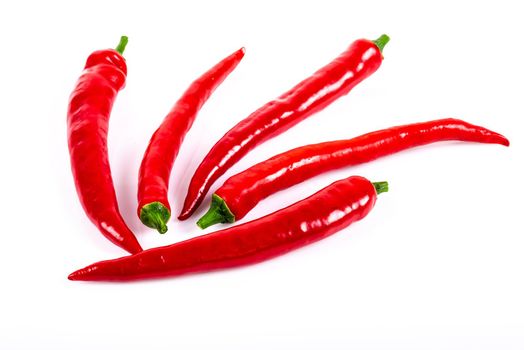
[1,0,523,349]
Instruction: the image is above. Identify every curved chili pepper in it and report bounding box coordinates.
[197,118,509,229]
[67,36,142,254]
[68,176,387,281]
[137,48,245,234]
[178,34,390,220]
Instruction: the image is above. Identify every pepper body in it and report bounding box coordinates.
[197,118,508,228]
[68,176,384,281]
[179,35,389,220]
[137,48,245,233]
[67,40,142,254]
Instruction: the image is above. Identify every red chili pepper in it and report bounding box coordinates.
[67,36,142,254]
[197,118,509,229]
[68,176,387,281]
[178,34,390,220]
[137,48,245,234]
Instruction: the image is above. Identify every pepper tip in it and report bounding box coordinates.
[68,271,80,281]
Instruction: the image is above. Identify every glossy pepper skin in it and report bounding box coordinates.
[178,34,390,220]
[197,118,509,228]
[68,176,387,282]
[137,48,245,234]
[67,37,142,254]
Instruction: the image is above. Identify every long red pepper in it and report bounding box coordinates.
[178,34,390,220]
[197,118,509,228]
[68,176,387,281]
[137,48,245,234]
[67,36,142,254]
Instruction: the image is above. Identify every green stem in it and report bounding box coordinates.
[197,194,235,229]
[372,34,390,53]
[372,181,389,195]
[140,202,170,234]
[115,36,128,55]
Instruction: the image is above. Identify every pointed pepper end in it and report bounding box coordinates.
[124,241,143,254]
[68,271,80,281]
